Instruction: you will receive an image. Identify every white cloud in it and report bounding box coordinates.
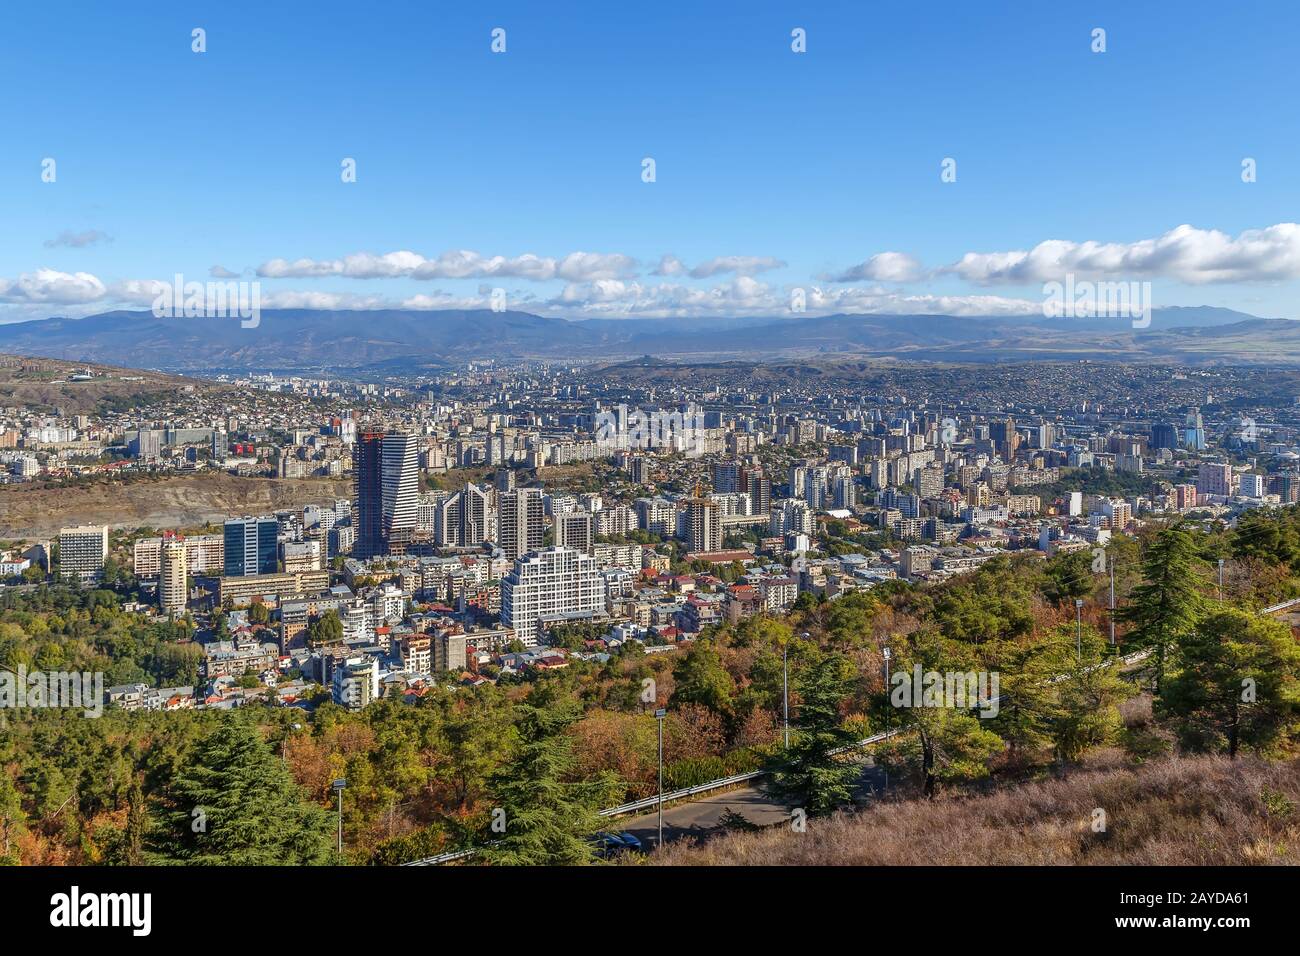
[826,251,925,283]
[209,265,240,279]
[950,223,1300,285]
[256,249,638,282]
[805,287,1040,317]
[0,269,107,304]
[651,254,686,276]
[550,277,1040,319]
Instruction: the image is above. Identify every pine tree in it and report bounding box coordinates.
[1119,527,1205,692]
[1048,628,1136,763]
[1159,607,1300,758]
[478,702,609,865]
[155,719,334,865]
[767,652,861,816]
[123,774,147,866]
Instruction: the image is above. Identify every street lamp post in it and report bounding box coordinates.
[1109,561,1116,646]
[1075,599,1084,661]
[282,721,302,761]
[1218,558,1225,599]
[654,708,667,848]
[332,778,346,861]
[882,646,891,795]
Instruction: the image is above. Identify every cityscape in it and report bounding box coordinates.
[0,0,1295,930]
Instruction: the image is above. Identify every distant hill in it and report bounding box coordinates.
[0,306,1296,371]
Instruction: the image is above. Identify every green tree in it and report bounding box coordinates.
[1231,509,1300,571]
[478,703,608,865]
[155,719,334,865]
[1159,607,1300,758]
[0,769,26,865]
[122,774,148,866]
[669,639,734,715]
[1046,628,1136,762]
[891,705,1004,798]
[1119,527,1205,692]
[766,652,860,816]
[308,610,343,646]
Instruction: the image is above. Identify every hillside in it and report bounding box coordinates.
[646,754,1300,866]
[0,472,350,538]
[2,308,1299,371]
[0,353,213,413]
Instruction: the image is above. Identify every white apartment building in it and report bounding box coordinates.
[133,533,224,578]
[159,537,188,615]
[332,656,379,710]
[501,546,605,647]
[58,525,109,584]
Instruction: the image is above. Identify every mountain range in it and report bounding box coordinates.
[0,306,1296,373]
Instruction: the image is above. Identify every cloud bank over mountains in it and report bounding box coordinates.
[5,222,1299,322]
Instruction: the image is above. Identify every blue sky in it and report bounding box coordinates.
[2,0,1298,323]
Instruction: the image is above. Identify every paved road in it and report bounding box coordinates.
[618,762,885,849]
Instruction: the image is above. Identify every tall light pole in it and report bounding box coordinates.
[1074,599,1084,661]
[332,778,346,861]
[282,721,302,761]
[654,708,667,848]
[881,646,891,795]
[1218,557,1225,600]
[782,640,789,749]
[1109,562,1116,647]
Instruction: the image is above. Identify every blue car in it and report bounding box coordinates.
[592,831,646,857]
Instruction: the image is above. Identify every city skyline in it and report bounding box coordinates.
[3,0,1300,896]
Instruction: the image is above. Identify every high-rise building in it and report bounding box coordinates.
[224,517,279,576]
[58,525,108,584]
[159,536,188,615]
[713,460,742,493]
[595,504,636,537]
[990,417,1018,460]
[332,656,379,710]
[1184,409,1207,451]
[353,431,384,558]
[133,534,224,578]
[629,456,649,485]
[1067,491,1084,517]
[914,463,945,499]
[501,546,605,647]
[380,431,419,553]
[354,431,419,558]
[1267,473,1300,504]
[555,510,595,554]
[635,497,676,536]
[1100,498,1133,529]
[833,475,857,509]
[769,498,814,537]
[460,484,492,546]
[745,468,772,516]
[499,488,545,561]
[1239,473,1266,498]
[1151,422,1179,451]
[1197,461,1234,498]
[684,493,723,553]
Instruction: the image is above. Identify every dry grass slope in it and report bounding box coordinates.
[648,754,1300,866]
[0,473,351,538]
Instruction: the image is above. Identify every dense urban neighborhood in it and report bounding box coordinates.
[1,352,1299,866]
